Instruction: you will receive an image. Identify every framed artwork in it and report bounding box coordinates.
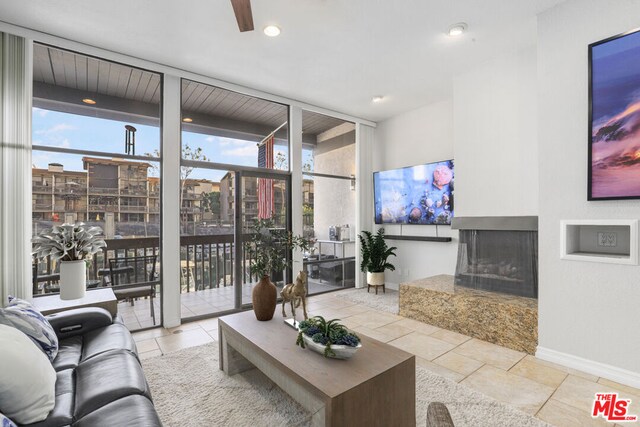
[589,28,640,200]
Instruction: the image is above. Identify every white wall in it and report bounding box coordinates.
[537,0,640,380]
[314,130,356,242]
[454,47,539,216]
[374,100,458,286]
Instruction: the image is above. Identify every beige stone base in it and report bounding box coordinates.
[399,275,537,354]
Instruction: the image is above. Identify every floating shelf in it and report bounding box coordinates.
[385,235,452,243]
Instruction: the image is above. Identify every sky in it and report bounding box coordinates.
[32,108,314,182]
[592,30,640,126]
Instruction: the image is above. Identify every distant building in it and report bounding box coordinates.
[32,158,220,226]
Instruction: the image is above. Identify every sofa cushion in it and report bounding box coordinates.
[81,322,137,361]
[0,412,17,427]
[74,350,150,420]
[74,395,161,427]
[0,324,56,425]
[0,297,58,361]
[23,369,74,427]
[53,336,83,372]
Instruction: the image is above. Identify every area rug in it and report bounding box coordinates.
[143,343,548,427]
[333,287,400,314]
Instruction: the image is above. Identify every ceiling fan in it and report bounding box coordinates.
[230,0,254,32]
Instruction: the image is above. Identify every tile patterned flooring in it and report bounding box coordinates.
[132,290,640,426]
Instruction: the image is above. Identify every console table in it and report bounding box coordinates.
[218,310,415,426]
[32,288,118,317]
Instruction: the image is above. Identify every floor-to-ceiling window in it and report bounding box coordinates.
[31,44,162,330]
[301,111,356,295]
[179,79,290,320]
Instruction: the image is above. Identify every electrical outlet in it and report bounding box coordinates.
[598,232,617,247]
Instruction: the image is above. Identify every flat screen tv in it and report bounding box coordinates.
[589,28,640,200]
[374,160,454,225]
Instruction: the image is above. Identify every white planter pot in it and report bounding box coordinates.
[302,334,362,360]
[60,260,86,300]
[367,271,385,286]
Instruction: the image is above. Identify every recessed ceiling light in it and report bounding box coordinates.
[372,96,384,103]
[448,23,468,37]
[82,98,96,105]
[182,117,193,123]
[263,25,281,37]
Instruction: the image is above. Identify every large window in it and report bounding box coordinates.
[31,44,162,331]
[301,111,356,295]
[179,79,291,320]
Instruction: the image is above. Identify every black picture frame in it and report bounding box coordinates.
[588,27,640,201]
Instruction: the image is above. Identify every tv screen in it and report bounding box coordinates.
[374,160,454,225]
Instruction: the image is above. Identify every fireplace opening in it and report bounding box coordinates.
[453,218,538,299]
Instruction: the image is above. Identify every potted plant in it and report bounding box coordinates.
[296,316,361,359]
[32,223,106,300]
[358,228,397,292]
[245,218,308,321]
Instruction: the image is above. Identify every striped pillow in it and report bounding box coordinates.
[0,297,58,362]
[0,412,17,427]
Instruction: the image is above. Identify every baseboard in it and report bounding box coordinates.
[536,346,640,389]
[385,282,399,291]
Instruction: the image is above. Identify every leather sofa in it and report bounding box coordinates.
[24,308,162,427]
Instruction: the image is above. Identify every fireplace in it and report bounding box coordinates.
[452,216,538,298]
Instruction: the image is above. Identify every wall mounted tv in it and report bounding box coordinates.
[374,160,454,225]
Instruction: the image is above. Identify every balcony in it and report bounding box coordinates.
[120,188,148,196]
[88,204,118,212]
[89,187,119,195]
[120,205,148,212]
[32,203,52,211]
[33,184,53,193]
[54,186,86,194]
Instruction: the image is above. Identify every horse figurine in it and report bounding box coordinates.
[281,270,308,321]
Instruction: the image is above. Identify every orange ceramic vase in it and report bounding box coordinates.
[252,275,277,321]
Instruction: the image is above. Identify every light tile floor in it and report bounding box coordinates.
[132,290,640,426]
[119,278,350,330]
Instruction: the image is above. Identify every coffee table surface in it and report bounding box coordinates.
[32,288,117,316]
[219,309,414,398]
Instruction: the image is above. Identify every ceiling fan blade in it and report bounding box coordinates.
[230,0,254,32]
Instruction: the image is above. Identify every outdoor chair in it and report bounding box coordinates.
[108,255,157,323]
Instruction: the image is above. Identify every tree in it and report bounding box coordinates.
[146,144,209,231]
[201,191,220,220]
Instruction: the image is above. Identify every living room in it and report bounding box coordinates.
[1,0,639,426]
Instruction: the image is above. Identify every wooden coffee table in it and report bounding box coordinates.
[218,310,415,427]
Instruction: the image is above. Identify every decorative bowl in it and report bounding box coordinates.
[302,334,362,360]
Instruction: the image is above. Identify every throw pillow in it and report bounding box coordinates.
[0,324,56,424]
[0,412,17,427]
[0,297,58,361]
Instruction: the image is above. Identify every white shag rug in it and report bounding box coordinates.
[143,342,548,427]
[333,287,400,314]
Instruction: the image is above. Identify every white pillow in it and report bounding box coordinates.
[0,324,56,424]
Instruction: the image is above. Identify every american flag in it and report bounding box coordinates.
[257,134,274,219]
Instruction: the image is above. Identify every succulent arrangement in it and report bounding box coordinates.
[358,228,397,273]
[32,223,106,262]
[296,316,361,358]
[245,218,308,279]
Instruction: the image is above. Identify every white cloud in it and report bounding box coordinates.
[222,145,258,157]
[33,108,50,118]
[35,123,77,136]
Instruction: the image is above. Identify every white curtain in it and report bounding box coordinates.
[0,33,33,303]
[355,124,375,288]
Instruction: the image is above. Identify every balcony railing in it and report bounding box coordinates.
[120,205,148,212]
[32,204,52,211]
[120,188,148,196]
[88,187,119,195]
[88,205,118,212]
[32,234,257,296]
[33,184,53,193]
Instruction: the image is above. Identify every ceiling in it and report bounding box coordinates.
[33,44,347,139]
[1,0,564,122]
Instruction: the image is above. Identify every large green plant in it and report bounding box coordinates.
[245,218,308,279]
[358,228,397,273]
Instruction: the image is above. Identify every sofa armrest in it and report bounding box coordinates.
[46,307,114,340]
